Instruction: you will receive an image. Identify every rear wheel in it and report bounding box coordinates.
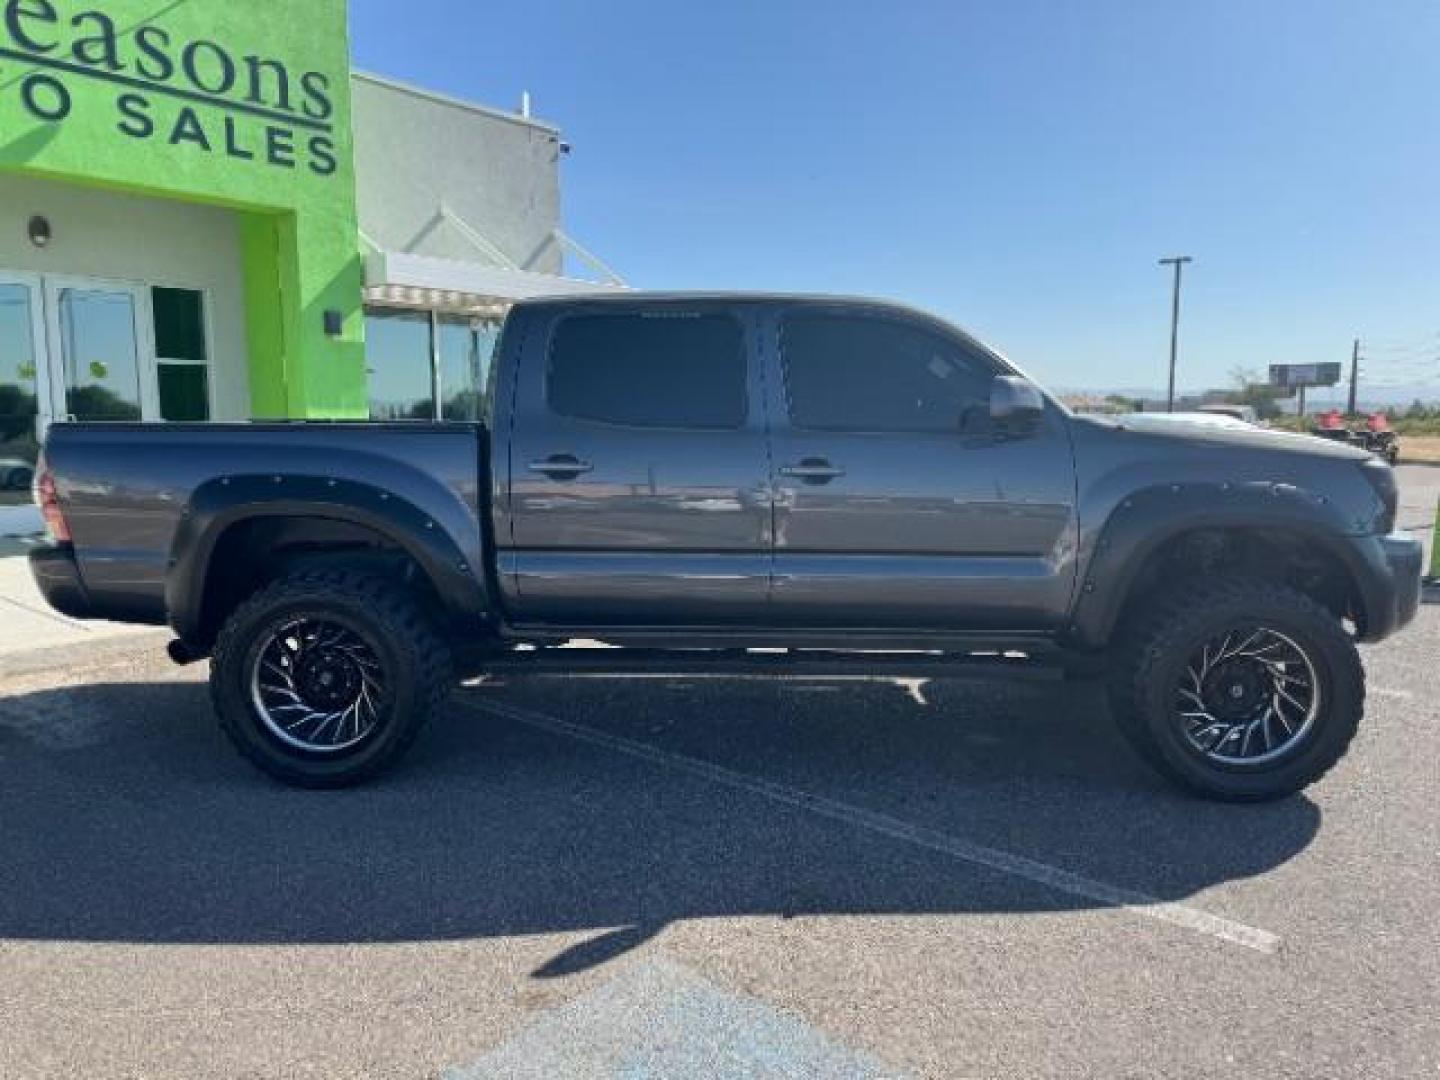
[1109,577,1364,801]
[210,569,453,787]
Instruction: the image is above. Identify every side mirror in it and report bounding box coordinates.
[989,375,1045,432]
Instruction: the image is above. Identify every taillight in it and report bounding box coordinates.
[33,454,71,544]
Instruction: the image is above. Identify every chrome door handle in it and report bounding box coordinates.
[528,455,594,479]
[780,460,845,482]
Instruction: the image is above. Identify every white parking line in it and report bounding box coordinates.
[465,698,1281,955]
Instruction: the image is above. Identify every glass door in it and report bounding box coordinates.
[42,277,157,424]
[0,272,48,505]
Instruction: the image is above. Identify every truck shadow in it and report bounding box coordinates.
[0,674,1320,976]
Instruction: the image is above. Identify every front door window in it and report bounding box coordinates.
[53,285,148,422]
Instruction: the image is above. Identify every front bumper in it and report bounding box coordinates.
[1357,532,1422,641]
[28,542,95,621]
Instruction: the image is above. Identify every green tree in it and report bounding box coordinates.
[1226,366,1284,421]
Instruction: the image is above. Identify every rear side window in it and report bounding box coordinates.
[782,312,995,433]
[547,313,747,429]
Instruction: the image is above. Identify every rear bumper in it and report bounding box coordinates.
[1355,532,1422,642]
[28,542,96,621]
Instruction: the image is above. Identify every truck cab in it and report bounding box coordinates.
[495,295,1075,633]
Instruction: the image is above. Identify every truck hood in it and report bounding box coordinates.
[1088,414,1372,462]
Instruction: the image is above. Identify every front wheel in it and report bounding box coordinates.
[210,569,454,788]
[1109,577,1364,801]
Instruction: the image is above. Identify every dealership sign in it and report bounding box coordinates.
[1,0,337,175]
[1269,363,1342,390]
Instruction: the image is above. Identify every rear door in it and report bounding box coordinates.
[765,304,1078,630]
[502,303,772,624]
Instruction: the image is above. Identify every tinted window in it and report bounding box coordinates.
[158,363,210,421]
[152,287,207,363]
[548,313,746,429]
[152,288,210,421]
[783,313,994,433]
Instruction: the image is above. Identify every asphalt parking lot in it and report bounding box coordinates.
[2,473,1438,1079]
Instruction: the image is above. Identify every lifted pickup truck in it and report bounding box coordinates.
[30,293,1421,800]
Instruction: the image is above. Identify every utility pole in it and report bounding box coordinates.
[1159,256,1193,412]
[1347,338,1361,415]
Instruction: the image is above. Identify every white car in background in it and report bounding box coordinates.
[1116,411,1256,430]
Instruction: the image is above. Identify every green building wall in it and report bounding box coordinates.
[0,0,368,417]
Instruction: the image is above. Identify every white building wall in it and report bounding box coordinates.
[351,73,565,275]
[0,172,251,420]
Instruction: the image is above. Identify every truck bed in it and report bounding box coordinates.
[39,422,488,630]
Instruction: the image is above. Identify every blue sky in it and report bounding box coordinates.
[350,0,1439,396]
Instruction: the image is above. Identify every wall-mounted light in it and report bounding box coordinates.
[27,215,52,248]
[323,309,344,337]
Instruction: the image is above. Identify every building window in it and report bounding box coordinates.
[438,315,503,421]
[153,287,211,421]
[366,308,501,422]
[366,309,434,420]
[547,313,747,429]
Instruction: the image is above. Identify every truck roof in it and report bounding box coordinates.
[510,291,1012,370]
[512,290,934,313]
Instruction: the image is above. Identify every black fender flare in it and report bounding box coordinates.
[166,474,493,644]
[1067,479,1374,648]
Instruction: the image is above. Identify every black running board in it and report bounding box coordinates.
[458,645,1066,682]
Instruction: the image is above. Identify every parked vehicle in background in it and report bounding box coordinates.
[1198,404,1259,424]
[1310,416,1400,465]
[28,293,1422,801]
[1118,411,1254,430]
[0,457,34,491]
[1358,429,1400,465]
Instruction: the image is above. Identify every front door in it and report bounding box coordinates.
[42,277,157,424]
[503,304,773,624]
[0,272,48,504]
[765,305,1078,631]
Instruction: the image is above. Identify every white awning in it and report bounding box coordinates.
[364,249,625,316]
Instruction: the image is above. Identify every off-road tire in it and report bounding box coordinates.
[210,569,453,788]
[1109,576,1364,801]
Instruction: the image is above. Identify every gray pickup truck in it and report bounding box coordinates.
[29,293,1421,800]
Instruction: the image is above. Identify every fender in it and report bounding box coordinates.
[166,474,494,644]
[1067,479,1378,649]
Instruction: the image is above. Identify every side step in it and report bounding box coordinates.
[463,646,1069,682]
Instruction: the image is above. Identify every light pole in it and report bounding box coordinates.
[1159,255,1193,412]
